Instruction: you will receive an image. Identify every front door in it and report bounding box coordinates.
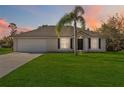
[78,39,83,50]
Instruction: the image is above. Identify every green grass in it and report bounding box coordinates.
[0,52,124,87]
[0,48,12,55]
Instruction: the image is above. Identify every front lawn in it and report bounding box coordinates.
[0,48,12,55]
[0,52,124,86]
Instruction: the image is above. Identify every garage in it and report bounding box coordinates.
[15,38,47,52]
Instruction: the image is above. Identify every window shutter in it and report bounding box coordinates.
[88,38,91,49]
[70,38,73,49]
[58,38,60,49]
[99,38,101,49]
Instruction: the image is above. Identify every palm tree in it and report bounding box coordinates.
[9,23,17,36]
[56,6,85,55]
[8,23,17,50]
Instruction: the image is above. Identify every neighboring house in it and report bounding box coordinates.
[13,26,106,53]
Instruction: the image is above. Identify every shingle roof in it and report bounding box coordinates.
[13,26,102,38]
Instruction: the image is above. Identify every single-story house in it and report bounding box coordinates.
[13,26,106,53]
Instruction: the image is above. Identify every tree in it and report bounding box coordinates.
[56,6,85,55]
[99,14,124,51]
[9,23,17,36]
[1,36,13,48]
[0,23,17,48]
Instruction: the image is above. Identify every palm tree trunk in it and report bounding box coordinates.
[73,19,78,56]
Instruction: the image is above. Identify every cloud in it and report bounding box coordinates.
[0,18,33,39]
[17,27,33,33]
[0,19,9,39]
[0,18,9,26]
[84,5,103,30]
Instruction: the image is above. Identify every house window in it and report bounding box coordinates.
[58,38,60,49]
[70,38,73,49]
[88,38,91,49]
[91,38,99,49]
[60,38,70,49]
[99,38,101,49]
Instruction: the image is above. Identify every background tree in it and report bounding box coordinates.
[8,23,17,48]
[99,14,124,51]
[1,23,17,48]
[0,36,13,48]
[56,6,85,55]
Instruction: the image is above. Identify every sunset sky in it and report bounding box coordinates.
[0,5,124,39]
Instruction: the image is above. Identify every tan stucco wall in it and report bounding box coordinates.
[46,38,58,52]
[13,37,106,52]
[13,37,73,52]
[13,38,17,52]
[46,38,73,52]
[84,38,106,52]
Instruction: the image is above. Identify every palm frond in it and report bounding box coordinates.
[77,16,85,30]
[9,23,17,29]
[9,23,17,36]
[56,12,74,37]
[74,6,84,17]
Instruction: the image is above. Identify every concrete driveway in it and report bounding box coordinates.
[0,52,41,78]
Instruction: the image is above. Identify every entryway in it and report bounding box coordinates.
[78,39,83,50]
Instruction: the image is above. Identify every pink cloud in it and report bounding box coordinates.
[0,19,33,39]
[0,19,9,27]
[0,19,9,39]
[0,18,9,32]
[84,5,103,30]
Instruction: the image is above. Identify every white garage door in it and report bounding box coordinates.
[16,38,47,52]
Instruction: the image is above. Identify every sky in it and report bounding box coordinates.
[0,5,124,39]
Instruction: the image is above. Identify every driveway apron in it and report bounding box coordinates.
[0,52,41,78]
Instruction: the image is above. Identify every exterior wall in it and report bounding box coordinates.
[58,37,73,52]
[13,37,106,53]
[13,38,17,52]
[46,38,73,52]
[83,38,88,51]
[86,37,106,52]
[14,37,73,52]
[46,38,58,52]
